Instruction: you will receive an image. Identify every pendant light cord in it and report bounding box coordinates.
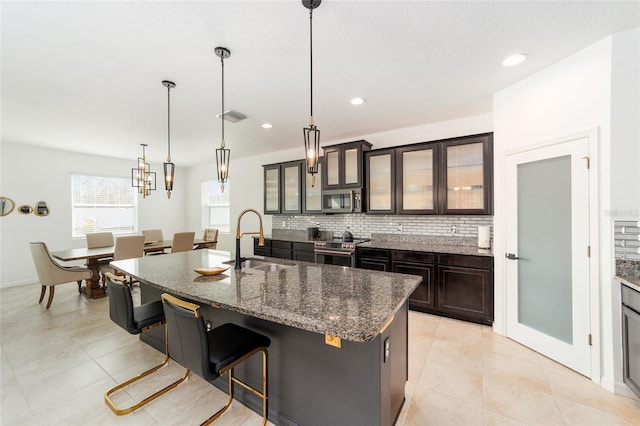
[221,56,225,146]
[166,85,171,161]
[309,7,313,120]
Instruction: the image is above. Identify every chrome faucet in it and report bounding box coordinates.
[235,208,265,269]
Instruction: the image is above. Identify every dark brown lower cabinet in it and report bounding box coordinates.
[358,248,494,325]
[357,248,391,271]
[292,242,315,263]
[253,238,271,257]
[391,251,435,311]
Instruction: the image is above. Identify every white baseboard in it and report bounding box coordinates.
[0,279,37,289]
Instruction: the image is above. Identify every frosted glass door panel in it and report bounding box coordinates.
[344,148,358,185]
[305,164,321,211]
[517,155,572,344]
[265,168,279,212]
[326,151,339,186]
[283,165,300,212]
[402,149,433,210]
[369,154,392,210]
[447,143,484,210]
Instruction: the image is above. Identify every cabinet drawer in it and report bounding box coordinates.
[357,248,390,260]
[293,242,314,252]
[272,240,292,250]
[271,248,292,259]
[392,250,435,264]
[438,254,492,270]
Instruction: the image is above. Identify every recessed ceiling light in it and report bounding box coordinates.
[262,123,273,129]
[502,54,527,67]
[350,97,365,105]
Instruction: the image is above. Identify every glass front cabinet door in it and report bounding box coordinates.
[303,158,323,214]
[396,144,436,215]
[441,134,492,214]
[281,161,302,214]
[366,149,396,214]
[263,164,281,214]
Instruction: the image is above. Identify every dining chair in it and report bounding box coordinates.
[86,232,114,276]
[171,231,195,253]
[104,273,186,415]
[142,229,165,254]
[161,293,270,425]
[197,228,218,250]
[29,242,93,308]
[101,235,146,285]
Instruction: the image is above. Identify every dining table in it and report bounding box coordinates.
[51,238,206,298]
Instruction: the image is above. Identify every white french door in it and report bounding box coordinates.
[505,137,592,377]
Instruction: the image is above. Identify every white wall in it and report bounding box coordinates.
[185,114,494,258]
[0,142,188,287]
[493,27,640,394]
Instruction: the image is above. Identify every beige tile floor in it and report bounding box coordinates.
[2,283,639,425]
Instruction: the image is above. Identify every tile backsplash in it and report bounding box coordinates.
[272,214,493,241]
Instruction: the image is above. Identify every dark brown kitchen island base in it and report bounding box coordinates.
[140,283,408,426]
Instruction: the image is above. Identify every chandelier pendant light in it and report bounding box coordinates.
[131,143,156,198]
[302,0,321,187]
[215,46,231,193]
[162,80,176,199]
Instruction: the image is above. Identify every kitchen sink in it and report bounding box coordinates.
[222,258,292,272]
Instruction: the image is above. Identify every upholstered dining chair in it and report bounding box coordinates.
[104,273,186,416]
[170,231,195,253]
[86,231,114,276]
[197,228,218,250]
[29,242,93,308]
[101,235,145,285]
[142,229,165,254]
[161,293,270,425]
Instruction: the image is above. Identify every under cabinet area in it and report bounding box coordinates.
[357,247,494,325]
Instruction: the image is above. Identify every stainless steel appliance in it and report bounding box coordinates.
[321,189,363,213]
[314,237,369,267]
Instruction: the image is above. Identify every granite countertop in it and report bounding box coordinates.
[358,240,494,257]
[617,276,640,293]
[257,235,317,244]
[111,250,421,343]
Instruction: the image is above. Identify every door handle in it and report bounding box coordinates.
[505,253,520,260]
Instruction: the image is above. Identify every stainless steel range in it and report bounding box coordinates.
[314,238,369,268]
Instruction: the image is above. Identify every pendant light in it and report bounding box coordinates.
[131,143,156,198]
[215,46,231,193]
[302,0,321,187]
[162,80,176,199]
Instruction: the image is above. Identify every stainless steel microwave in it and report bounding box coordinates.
[321,189,363,213]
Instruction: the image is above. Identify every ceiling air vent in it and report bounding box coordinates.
[216,110,247,123]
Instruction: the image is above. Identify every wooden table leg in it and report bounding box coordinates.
[84,259,106,298]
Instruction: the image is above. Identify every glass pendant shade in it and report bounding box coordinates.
[304,122,320,187]
[163,161,175,197]
[216,143,231,193]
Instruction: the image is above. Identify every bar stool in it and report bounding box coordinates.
[161,293,270,425]
[104,274,188,415]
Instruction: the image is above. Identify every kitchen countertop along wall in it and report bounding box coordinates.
[616,259,640,292]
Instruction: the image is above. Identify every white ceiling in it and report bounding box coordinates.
[2,1,639,167]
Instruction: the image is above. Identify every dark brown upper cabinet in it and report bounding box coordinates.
[263,160,303,214]
[322,140,372,190]
[440,134,493,215]
[364,132,493,215]
[365,148,396,214]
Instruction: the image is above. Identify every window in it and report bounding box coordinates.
[71,174,137,237]
[202,180,230,233]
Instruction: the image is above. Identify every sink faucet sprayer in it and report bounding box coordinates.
[235,208,265,270]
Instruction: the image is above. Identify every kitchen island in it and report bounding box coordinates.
[112,249,422,426]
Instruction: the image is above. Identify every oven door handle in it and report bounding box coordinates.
[314,249,353,257]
